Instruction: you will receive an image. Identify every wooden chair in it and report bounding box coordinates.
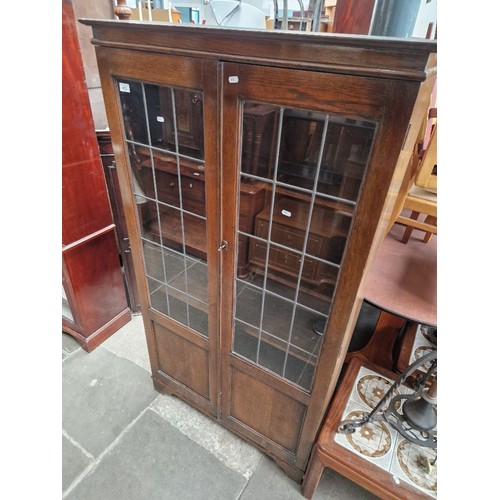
[390,108,437,243]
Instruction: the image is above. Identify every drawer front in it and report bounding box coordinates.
[181,176,205,201]
[181,176,205,215]
[156,172,205,216]
[250,241,279,265]
[249,240,316,279]
[276,249,300,273]
[276,249,316,278]
[254,219,321,255]
[278,226,321,255]
[156,171,181,207]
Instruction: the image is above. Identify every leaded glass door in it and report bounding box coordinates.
[218,62,395,470]
[233,104,375,391]
[101,52,220,416]
[118,80,209,332]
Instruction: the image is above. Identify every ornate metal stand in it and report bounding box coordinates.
[338,349,437,449]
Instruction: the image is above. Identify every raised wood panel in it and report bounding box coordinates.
[230,64,392,120]
[62,157,114,245]
[95,46,205,91]
[229,367,306,453]
[63,2,113,245]
[62,230,128,334]
[153,322,210,400]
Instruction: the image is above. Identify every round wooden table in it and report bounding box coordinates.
[363,222,437,326]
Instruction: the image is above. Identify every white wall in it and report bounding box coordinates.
[413,0,437,39]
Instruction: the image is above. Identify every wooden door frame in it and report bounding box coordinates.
[94,46,222,418]
[219,61,435,471]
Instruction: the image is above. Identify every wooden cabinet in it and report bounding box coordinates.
[332,0,376,34]
[96,130,142,314]
[62,2,131,351]
[250,197,350,287]
[82,18,436,481]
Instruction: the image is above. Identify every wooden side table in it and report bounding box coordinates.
[301,221,438,498]
[363,222,437,327]
[301,356,436,499]
[340,222,437,374]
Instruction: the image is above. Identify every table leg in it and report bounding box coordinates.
[347,310,406,371]
[301,445,325,499]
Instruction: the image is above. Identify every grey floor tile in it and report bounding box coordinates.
[151,394,262,479]
[168,261,208,303]
[62,333,81,358]
[65,409,247,500]
[240,455,304,500]
[102,314,152,373]
[313,467,379,499]
[62,347,158,457]
[62,434,92,493]
[62,317,383,500]
[240,456,379,499]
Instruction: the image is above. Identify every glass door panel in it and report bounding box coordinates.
[118,78,209,337]
[233,101,376,391]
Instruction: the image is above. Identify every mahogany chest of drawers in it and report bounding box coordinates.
[249,197,351,287]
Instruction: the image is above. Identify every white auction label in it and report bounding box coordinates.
[119,82,130,93]
[281,209,292,217]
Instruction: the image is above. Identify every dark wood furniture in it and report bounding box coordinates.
[249,197,350,287]
[301,356,435,499]
[81,18,436,480]
[62,1,131,351]
[332,0,376,34]
[96,130,141,313]
[302,222,437,497]
[363,222,437,327]
[135,146,268,273]
[331,0,426,38]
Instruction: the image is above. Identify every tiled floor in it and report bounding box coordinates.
[62,315,378,499]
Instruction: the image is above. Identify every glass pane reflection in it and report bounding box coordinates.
[233,101,376,391]
[118,78,208,337]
